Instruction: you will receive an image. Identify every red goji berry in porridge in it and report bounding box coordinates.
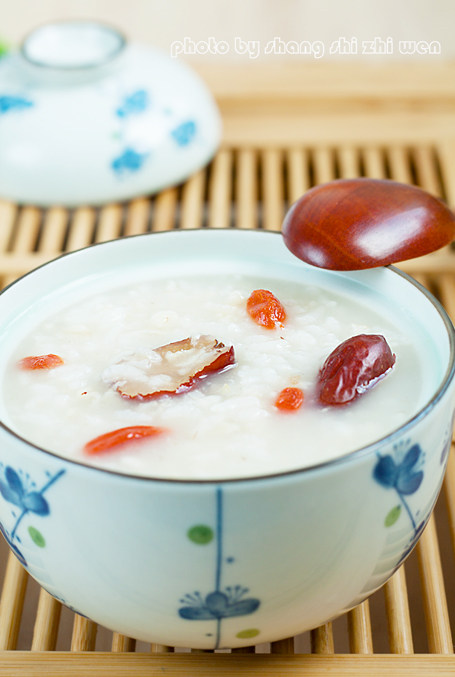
[247,289,287,329]
[18,354,64,370]
[0,274,433,479]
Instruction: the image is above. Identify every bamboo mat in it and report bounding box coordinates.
[1,66,455,674]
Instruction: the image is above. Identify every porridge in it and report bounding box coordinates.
[0,273,433,479]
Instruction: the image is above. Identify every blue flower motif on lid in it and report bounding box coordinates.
[116,89,150,118]
[111,147,149,175]
[171,120,197,146]
[0,95,33,115]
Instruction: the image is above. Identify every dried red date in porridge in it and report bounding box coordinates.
[103,335,235,400]
[246,289,286,329]
[18,354,64,370]
[317,334,396,406]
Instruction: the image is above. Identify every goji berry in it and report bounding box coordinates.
[84,426,167,455]
[246,289,286,329]
[275,387,304,411]
[18,354,64,370]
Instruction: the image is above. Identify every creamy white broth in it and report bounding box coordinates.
[1,273,432,479]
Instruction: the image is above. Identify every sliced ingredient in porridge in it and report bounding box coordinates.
[84,425,167,455]
[246,289,286,329]
[275,387,304,412]
[317,334,396,406]
[102,335,235,400]
[18,354,64,370]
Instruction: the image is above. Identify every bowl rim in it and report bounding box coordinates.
[1,228,454,485]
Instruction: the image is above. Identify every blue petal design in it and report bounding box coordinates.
[5,467,23,496]
[111,148,149,175]
[116,89,149,118]
[220,598,261,618]
[401,445,421,469]
[374,443,425,537]
[205,591,229,616]
[179,606,215,620]
[373,455,397,488]
[0,481,21,506]
[373,444,423,496]
[0,95,34,115]
[171,120,197,146]
[22,492,50,516]
[396,470,423,496]
[179,588,260,621]
[0,467,24,507]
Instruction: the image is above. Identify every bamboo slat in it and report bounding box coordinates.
[150,643,172,653]
[180,170,206,229]
[286,148,310,203]
[443,448,455,559]
[0,201,17,251]
[235,148,257,229]
[310,623,335,654]
[413,147,442,197]
[0,201,18,289]
[416,516,453,654]
[437,144,455,211]
[338,146,359,179]
[208,148,232,229]
[111,633,135,653]
[388,147,413,184]
[383,567,414,654]
[65,208,96,251]
[70,617,97,652]
[270,637,294,654]
[124,198,151,235]
[3,207,41,287]
[96,204,123,243]
[313,147,335,185]
[362,147,386,179]
[152,189,177,232]
[347,602,374,654]
[261,149,284,230]
[39,207,68,253]
[0,555,28,651]
[31,590,62,652]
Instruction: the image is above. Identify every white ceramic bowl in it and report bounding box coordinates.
[0,21,221,205]
[0,230,453,649]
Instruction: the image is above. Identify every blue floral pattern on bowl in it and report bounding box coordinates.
[178,488,260,648]
[373,441,424,533]
[0,465,64,567]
